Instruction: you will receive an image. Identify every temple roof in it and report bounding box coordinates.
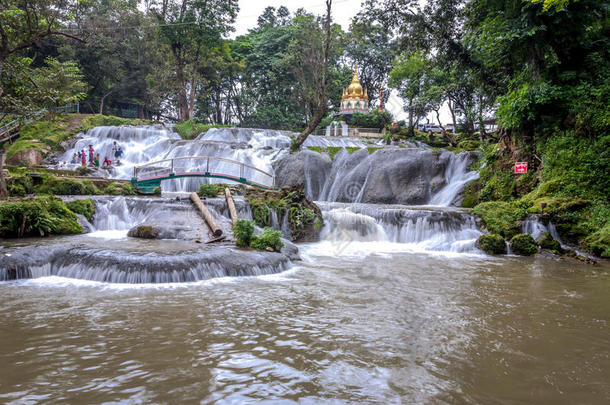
[342,64,368,101]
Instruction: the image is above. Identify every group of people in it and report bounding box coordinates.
[70,141,124,168]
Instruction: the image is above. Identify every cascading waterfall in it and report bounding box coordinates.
[315,202,483,254]
[428,151,480,206]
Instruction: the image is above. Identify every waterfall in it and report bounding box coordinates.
[428,151,480,206]
[315,202,483,254]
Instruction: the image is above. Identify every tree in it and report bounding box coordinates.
[154,0,238,122]
[0,0,84,98]
[291,0,333,150]
[389,51,428,135]
[31,57,87,112]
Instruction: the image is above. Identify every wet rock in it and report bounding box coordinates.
[280,238,300,261]
[476,233,507,255]
[76,214,94,234]
[538,232,563,254]
[128,224,163,239]
[510,233,538,256]
[273,149,332,199]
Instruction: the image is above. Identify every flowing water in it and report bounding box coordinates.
[1,127,608,403]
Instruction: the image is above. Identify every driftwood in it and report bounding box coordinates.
[190,192,222,238]
[224,187,238,225]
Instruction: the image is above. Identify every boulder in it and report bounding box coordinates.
[273,149,332,199]
[128,224,163,239]
[476,233,507,255]
[510,233,538,256]
[7,148,43,167]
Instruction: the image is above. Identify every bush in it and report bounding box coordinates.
[0,197,82,237]
[233,218,255,247]
[8,183,26,197]
[458,140,481,151]
[510,233,538,256]
[66,198,95,221]
[476,234,507,254]
[198,183,221,198]
[583,224,610,258]
[250,227,284,252]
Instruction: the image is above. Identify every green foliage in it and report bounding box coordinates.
[153,187,162,195]
[510,233,538,256]
[306,146,379,160]
[457,140,480,151]
[233,218,255,247]
[476,234,507,255]
[583,225,610,258]
[37,176,99,196]
[79,115,151,131]
[350,110,393,129]
[0,197,82,238]
[173,121,231,140]
[250,227,284,251]
[66,198,95,221]
[198,183,221,198]
[473,201,528,239]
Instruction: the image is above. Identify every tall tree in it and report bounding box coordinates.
[291,0,333,150]
[154,0,238,122]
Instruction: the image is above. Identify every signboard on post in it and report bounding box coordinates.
[514,162,528,174]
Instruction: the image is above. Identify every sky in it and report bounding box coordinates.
[233,0,451,125]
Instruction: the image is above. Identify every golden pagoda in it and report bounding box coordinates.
[340,64,369,114]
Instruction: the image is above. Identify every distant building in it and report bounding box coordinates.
[339,64,370,116]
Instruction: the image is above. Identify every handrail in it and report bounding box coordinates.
[135,156,275,179]
[134,155,276,187]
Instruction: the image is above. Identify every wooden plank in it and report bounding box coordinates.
[190,192,223,238]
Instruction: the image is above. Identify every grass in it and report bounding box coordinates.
[173,120,232,140]
[306,146,381,160]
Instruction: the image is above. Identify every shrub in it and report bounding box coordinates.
[66,198,95,221]
[233,219,255,247]
[583,224,610,258]
[510,233,538,256]
[8,183,26,197]
[0,197,82,237]
[458,140,481,151]
[476,234,507,254]
[198,183,221,198]
[250,227,284,251]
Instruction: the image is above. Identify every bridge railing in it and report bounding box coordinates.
[134,156,276,189]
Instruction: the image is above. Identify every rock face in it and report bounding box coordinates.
[7,148,43,167]
[273,150,332,199]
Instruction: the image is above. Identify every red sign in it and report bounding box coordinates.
[514,162,528,174]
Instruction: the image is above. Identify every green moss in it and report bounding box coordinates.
[36,176,100,195]
[173,120,231,140]
[152,187,162,195]
[457,140,481,151]
[476,234,507,254]
[583,224,610,258]
[0,196,82,237]
[462,179,482,208]
[129,225,161,239]
[473,201,528,239]
[510,233,538,256]
[538,232,564,254]
[66,198,95,221]
[306,146,378,160]
[79,114,152,131]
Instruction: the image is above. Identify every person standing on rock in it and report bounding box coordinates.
[88,145,94,163]
[81,153,86,166]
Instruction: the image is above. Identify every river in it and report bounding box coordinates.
[1,126,608,403]
[1,249,608,403]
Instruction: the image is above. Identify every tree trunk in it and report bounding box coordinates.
[175,61,189,122]
[448,99,457,132]
[291,0,333,151]
[0,151,8,199]
[99,90,113,115]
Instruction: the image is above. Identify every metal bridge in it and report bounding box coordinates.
[131,156,277,194]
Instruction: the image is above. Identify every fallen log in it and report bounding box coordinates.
[224,187,238,225]
[190,192,223,238]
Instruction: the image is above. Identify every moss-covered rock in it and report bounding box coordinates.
[245,185,323,242]
[462,179,482,208]
[473,201,528,239]
[538,232,564,254]
[66,198,96,222]
[476,233,507,254]
[0,196,82,237]
[510,233,538,256]
[583,225,610,258]
[37,175,100,195]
